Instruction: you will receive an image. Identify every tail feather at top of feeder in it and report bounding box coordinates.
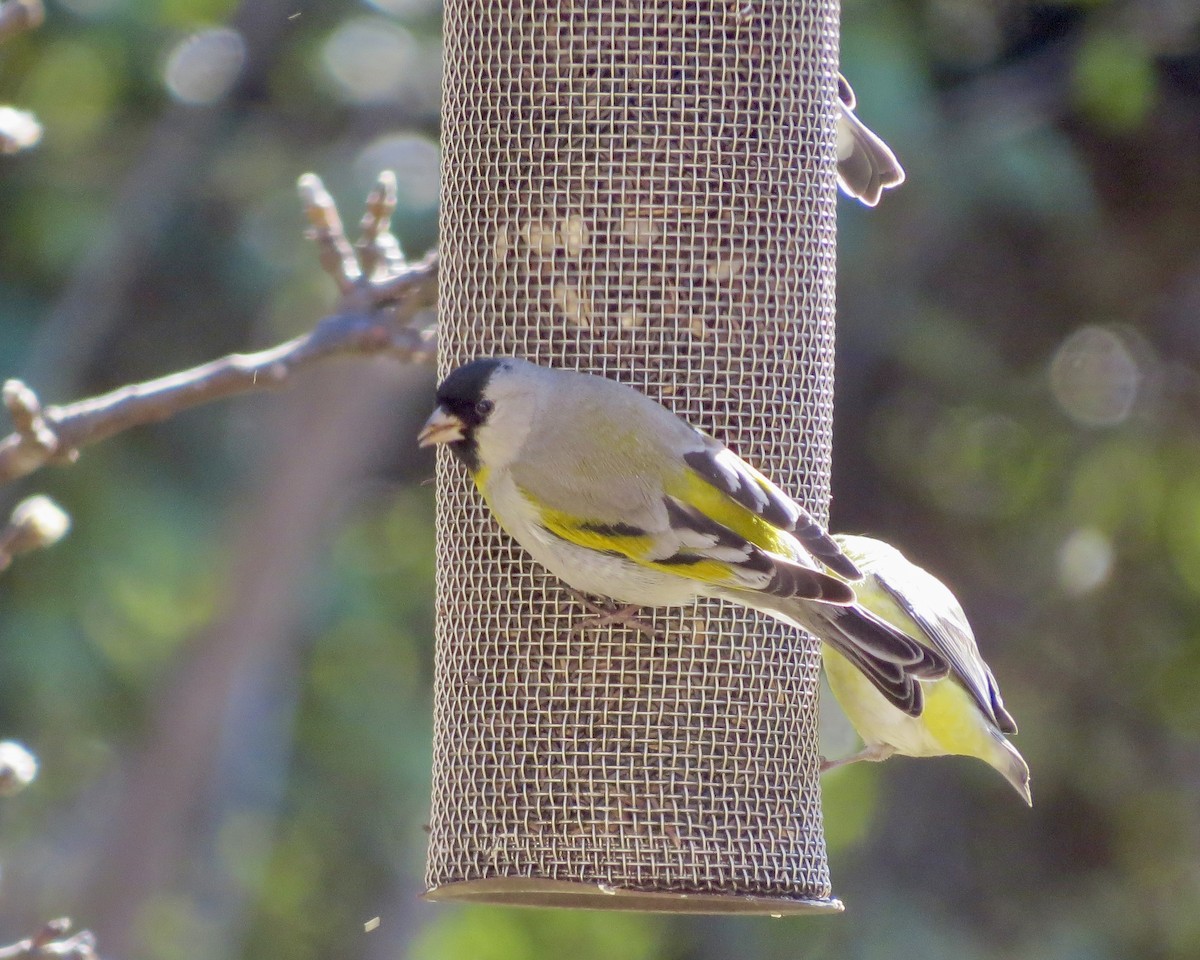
[836,73,906,207]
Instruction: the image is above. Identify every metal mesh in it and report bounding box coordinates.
[428,0,842,913]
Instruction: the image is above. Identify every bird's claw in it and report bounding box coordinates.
[563,589,658,639]
[820,744,896,773]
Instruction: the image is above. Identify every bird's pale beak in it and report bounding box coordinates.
[417,405,466,447]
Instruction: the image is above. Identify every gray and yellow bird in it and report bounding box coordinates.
[836,73,905,206]
[420,357,946,716]
[823,535,1032,804]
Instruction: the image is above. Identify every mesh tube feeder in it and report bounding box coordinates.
[427,0,843,914]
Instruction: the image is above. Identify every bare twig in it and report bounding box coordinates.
[0,740,38,796]
[1,381,65,470]
[0,173,438,488]
[0,106,41,154]
[357,170,404,280]
[0,920,96,960]
[0,0,42,45]
[0,496,69,570]
[299,172,364,294]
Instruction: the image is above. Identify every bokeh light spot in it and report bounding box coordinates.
[164,28,245,105]
[354,134,440,211]
[1050,326,1140,427]
[1057,527,1114,596]
[322,17,417,103]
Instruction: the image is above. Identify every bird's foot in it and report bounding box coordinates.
[564,589,657,639]
[820,744,897,773]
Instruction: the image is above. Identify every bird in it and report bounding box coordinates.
[821,534,1032,805]
[419,357,947,716]
[836,73,905,207]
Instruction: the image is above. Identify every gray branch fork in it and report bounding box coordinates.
[0,171,439,562]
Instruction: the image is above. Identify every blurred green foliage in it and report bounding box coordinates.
[1073,29,1158,132]
[1,0,1198,959]
[410,906,669,960]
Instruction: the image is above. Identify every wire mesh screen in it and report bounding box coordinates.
[428,0,842,913]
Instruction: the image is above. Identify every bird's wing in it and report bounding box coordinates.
[819,611,948,717]
[871,561,1018,733]
[527,489,855,606]
[680,434,862,581]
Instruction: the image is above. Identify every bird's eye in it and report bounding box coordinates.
[475,399,494,418]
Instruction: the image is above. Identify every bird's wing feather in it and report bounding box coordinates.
[826,627,925,716]
[658,496,854,604]
[529,491,855,606]
[872,562,1017,733]
[731,589,949,717]
[681,436,862,581]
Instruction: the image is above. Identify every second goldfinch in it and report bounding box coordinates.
[420,357,947,715]
[822,535,1032,804]
[836,73,906,207]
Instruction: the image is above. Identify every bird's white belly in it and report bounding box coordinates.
[484,473,699,607]
[526,532,699,606]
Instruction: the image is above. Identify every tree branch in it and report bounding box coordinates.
[0,920,95,960]
[0,497,69,571]
[0,739,38,796]
[0,172,438,488]
[0,0,42,45]
[0,106,41,154]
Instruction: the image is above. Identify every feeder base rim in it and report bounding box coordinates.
[423,878,845,915]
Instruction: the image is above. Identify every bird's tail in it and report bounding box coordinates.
[730,591,949,717]
[836,104,906,207]
[987,731,1032,806]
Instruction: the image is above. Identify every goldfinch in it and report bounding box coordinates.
[822,535,1032,804]
[836,73,905,207]
[420,358,947,715]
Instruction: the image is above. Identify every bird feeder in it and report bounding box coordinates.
[427,0,843,914]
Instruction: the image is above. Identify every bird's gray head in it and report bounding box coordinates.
[417,356,539,473]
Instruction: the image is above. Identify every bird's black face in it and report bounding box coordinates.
[435,359,501,432]
[417,357,507,472]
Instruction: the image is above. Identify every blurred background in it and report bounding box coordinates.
[0,0,1198,958]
